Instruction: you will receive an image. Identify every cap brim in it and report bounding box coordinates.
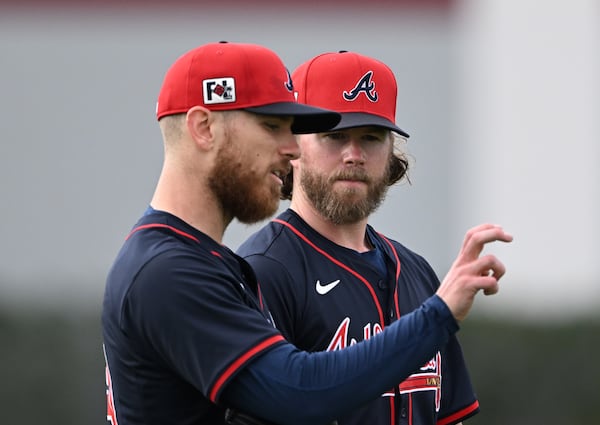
[329,112,410,138]
[245,102,341,134]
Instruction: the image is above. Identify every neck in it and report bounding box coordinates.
[290,196,370,253]
[150,164,228,244]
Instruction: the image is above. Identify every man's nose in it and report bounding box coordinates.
[280,134,300,160]
[342,139,366,165]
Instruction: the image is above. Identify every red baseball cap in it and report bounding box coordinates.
[156,41,341,134]
[292,51,409,137]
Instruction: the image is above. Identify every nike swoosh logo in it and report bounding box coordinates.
[316,279,341,295]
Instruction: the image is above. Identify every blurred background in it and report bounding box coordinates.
[1,0,598,423]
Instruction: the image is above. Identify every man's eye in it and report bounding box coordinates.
[323,132,346,140]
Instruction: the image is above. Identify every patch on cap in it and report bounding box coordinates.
[202,77,236,104]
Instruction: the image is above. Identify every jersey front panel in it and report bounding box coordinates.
[237,209,479,425]
[102,211,285,425]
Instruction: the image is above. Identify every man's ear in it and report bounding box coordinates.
[186,106,214,150]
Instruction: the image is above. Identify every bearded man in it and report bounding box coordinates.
[237,51,486,425]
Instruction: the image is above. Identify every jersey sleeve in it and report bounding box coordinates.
[222,295,459,425]
[122,248,285,402]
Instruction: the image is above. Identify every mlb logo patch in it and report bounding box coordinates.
[203,77,236,104]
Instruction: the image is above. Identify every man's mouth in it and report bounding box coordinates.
[271,169,287,184]
[334,169,369,183]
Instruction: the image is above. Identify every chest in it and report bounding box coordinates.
[292,249,436,351]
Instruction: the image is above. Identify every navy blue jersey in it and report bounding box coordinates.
[237,209,479,425]
[102,210,285,425]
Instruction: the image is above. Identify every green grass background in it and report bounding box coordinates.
[2,307,597,425]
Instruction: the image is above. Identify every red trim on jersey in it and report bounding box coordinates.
[125,223,200,243]
[208,334,285,402]
[399,375,441,392]
[256,283,265,310]
[104,346,119,425]
[377,233,403,425]
[408,392,413,424]
[388,397,395,425]
[437,400,480,425]
[105,364,119,425]
[379,234,401,281]
[379,234,402,320]
[273,218,385,325]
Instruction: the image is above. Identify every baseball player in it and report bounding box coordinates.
[102,42,512,425]
[237,51,490,425]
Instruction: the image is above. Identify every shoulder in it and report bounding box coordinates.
[126,214,228,274]
[370,229,428,263]
[237,211,315,286]
[369,228,439,278]
[110,213,243,303]
[237,209,307,258]
[237,221,286,257]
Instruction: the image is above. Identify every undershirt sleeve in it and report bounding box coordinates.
[221,295,458,425]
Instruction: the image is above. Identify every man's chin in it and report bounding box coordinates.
[235,198,279,224]
[333,190,369,205]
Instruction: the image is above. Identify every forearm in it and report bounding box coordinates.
[222,295,458,425]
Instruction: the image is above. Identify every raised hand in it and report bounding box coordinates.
[436,224,513,322]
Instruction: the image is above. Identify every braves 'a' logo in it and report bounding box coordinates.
[343,71,378,102]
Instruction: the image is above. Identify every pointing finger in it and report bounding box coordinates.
[459,224,513,262]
